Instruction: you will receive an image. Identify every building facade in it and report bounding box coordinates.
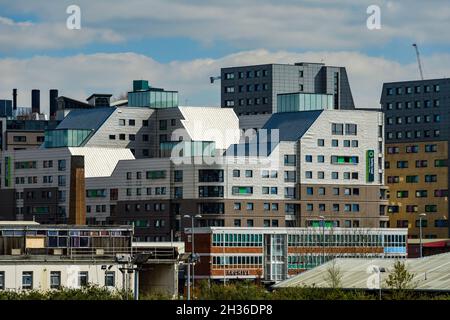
[221,62,355,116]
[0,108,388,242]
[381,78,450,238]
[184,227,408,283]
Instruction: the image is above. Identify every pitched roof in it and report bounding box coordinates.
[262,110,323,141]
[56,107,115,131]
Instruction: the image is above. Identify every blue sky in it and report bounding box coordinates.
[1,0,450,114]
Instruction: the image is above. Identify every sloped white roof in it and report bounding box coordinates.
[178,106,240,150]
[69,147,134,177]
[273,253,450,292]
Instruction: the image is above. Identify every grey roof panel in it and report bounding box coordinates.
[56,107,115,131]
[262,110,323,141]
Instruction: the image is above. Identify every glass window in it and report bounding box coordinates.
[22,272,33,290]
[79,272,89,287]
[105,271,115,287]
[50,271,61,289]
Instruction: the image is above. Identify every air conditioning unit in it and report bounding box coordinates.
[11,249,21,255]
[96,249,105,255]
[52,249,63,255]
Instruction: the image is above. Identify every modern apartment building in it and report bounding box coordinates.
[184,227,407,283]
[0,106,388,242]
[221,62,355,116]
[381,78,450,238]
[0,118,60,152]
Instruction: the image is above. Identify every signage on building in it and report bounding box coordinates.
[366,150,374,182]
[4,156,11,187]
[225,270,250,276]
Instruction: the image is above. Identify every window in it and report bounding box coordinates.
[128,119,135,126]
[142,120,149,127]
[317,139,325,147]
[333,188,339,195]
[272,203,279,211]
[397,161,408,169]
[109,135,116,140]
[58,160,66,171]
[425,144,437,153]
[415,220,428,228]
[119,134,125,140]
[129,134,136,141]
[435,159,447,167]
[245,170,253,178]
[425,175,437,183]
[159,120,167,130]
[231,186,252,196]
[50,271,61,289]
[105,271,115,287]
[416,190,428,198]
[331,172,339,180]
[345,124,357,135]
[174,170,183,182]
[317,155,325,163]
[318,171,325,179]
[199,169,224,182]
[331,155,359,164]
[416,160,428,168]
[225,72,234,79]
[246,203,254,211]
[0,271,4,290]
[119,119,125,126]
[225,100,235,107]
[305,171,312,179]
[306,187,314,195]
[22,272,33,290]
[247,220,254,227]
[396,191,409,198]
[332,139,338,147]
[233,169,240,177]
[234,202,241,210]
[79,271,89,287]
[284,155,296,166]
[318,187,325,195]
[285,187,296,199]
[305,155,313,163]
[406,175,419,183]
[332,123,344,135]
[284,171,296,182]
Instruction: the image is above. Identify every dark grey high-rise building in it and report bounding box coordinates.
[381,78,450,239]
[220,62,355,115]
[31,89,40,114]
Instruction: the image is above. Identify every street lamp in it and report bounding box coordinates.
[319,215,325,264]
[184,213,202,300]
[373,266,387,300]
[419,213,427,258]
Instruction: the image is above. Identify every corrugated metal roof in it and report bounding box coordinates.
[178,106,240,150]
[57,107,115,131]
[273,253,450,292]
[69,147,134,177]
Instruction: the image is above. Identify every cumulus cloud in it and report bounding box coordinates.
[1,0,450,52]
[1,49,450,116]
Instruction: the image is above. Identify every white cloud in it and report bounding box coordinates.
[1,49,450,116]
[1,0,450,52]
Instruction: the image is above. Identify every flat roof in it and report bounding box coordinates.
[273,252,450,292]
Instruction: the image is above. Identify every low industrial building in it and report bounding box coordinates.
[0,222,183,297]
[184,227,407,283]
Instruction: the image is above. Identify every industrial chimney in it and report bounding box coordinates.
[12,88,17,110]
[49,89,58,119]
[31,89,40,114]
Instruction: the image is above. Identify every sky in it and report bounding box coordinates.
[1,0,450,115]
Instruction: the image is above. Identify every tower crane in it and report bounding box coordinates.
[412,43,424,80]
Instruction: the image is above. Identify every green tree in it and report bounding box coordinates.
[323,260,343,289]
[385,261,417,299]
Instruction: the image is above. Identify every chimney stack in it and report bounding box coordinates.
[12,88,17,110]
[49,89,58,119]
[31,89,40,114]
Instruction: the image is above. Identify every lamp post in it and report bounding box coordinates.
[319,215,325,264]
[373,266,386,300]
[419,213,426,258]
[184,213,202,300]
